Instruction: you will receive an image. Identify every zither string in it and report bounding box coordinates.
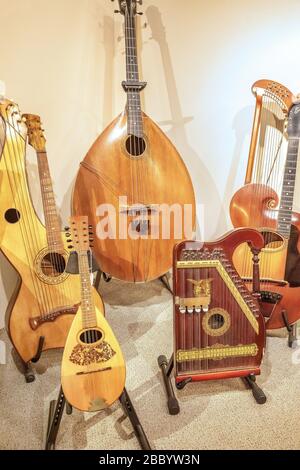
[3,113,53,314]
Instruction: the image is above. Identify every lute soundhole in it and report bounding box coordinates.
[125,135,146,157]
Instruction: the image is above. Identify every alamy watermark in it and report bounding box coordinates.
[94,197,202,240]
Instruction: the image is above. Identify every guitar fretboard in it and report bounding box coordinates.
[37,151,64,252]
[277,138,299,238]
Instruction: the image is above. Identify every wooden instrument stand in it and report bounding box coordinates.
[45,386,151,450]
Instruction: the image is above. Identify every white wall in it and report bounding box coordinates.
[1,0,300,327]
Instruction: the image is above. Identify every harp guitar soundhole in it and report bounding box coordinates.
[125,135,146,157]
[41,252,66,277]
[80,329,103,344]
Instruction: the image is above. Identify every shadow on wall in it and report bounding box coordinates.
[59,11,116,222]
[215,105,254,235]
[146,5,225,240]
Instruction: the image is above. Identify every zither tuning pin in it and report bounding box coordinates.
[64,226,70,231]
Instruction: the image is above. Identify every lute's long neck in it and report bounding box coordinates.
[78,251,96,328]
[277,138,299,238]
[124,10,143,137]
[36,151,64,252]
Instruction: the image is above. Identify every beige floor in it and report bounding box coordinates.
[0,278,300,450]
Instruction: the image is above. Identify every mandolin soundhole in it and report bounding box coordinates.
[40,252,66,277]
[125,135,146,157]
[80,329,103,344]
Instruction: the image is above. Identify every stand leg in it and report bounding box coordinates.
[11,347,35,383]
[242,373,266,404]
[282,311,297,348]
[45,387,66,450]
[94,270,112,291]
[160,273,173,294]
[94,270,102,291]
[157,355,180,415]
[119,388,151,450]
[31,336,45,363]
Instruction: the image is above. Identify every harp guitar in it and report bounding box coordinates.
[61,216,126,412]
[72,0,195,282]
[0,104,103,367]
[173,229,265,385]
[230,82,300,329]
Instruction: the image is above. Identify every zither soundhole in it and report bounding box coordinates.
[35,248,69,284]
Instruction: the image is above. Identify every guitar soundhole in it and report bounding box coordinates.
[261,230,284,249]
[40,252,66,277]
[5,208,21,224]
[208,313,225,330]
[125,135,146,157]
[80,329,103,344]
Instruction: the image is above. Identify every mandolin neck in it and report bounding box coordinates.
[278,138,299,239]
[36,151,64,252]
[78,251,97,328]
[124,10,143,137]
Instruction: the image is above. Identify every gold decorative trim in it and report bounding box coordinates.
[176,343,258,362]
[202,308,230,337]
[176,259,259,334]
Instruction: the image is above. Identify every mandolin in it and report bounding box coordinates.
[0,103,104,370]
[61,216,126,412]
[72,0,195,282]
[230,101,300,329]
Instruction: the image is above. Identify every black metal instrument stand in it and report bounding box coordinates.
[45,386,151,450]
[158,353,266,415]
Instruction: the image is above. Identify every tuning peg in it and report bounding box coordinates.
[137,12,143,15]
[68,245,73,249]
[114,9,120,13]
[137,0,143,4]
[64,226,70,231]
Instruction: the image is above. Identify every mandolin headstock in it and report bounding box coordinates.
[23,114,46,152]
[67,216,94,253]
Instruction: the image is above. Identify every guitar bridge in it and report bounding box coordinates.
[29,304,79,330]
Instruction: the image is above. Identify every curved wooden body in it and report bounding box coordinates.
[61,305,125,411]
[0,100,104,363]
[72,112,196,282]
[173,229,266,383]
[230,183,300,328]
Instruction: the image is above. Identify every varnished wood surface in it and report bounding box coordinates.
[173,230,266,381]
[230,183,300,328]
[72,112,196,282]
[61,305,125,411]
[0,100,104,363]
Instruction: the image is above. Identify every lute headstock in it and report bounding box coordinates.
[23,114,46,152]
[112,0,143,16]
